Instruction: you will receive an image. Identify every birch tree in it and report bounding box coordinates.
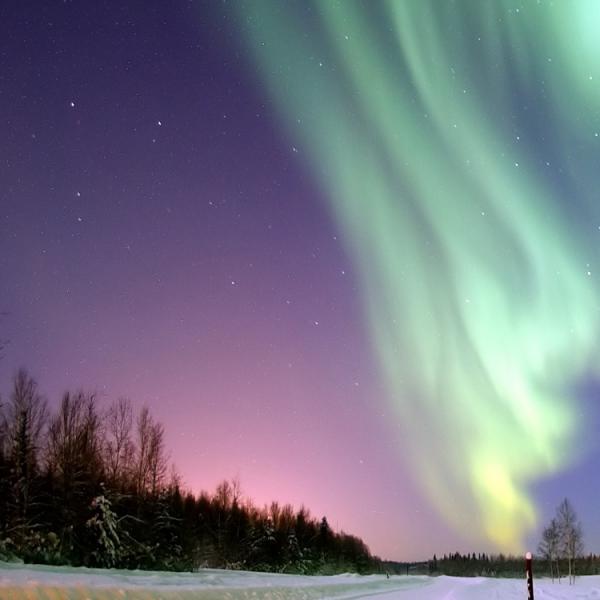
[557,498,583,584]
[538,517,561,582]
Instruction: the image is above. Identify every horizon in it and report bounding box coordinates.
[2,0,600,563]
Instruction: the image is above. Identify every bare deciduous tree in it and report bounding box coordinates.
[46,391,103,550]
[538,517,561,582]
[3,369,47,536]
[134,406,167,496]
[147,418,167,496]
[557,498,583,584]
[47,391,103,484]
[103,397,134,488]
[0,311,9,362]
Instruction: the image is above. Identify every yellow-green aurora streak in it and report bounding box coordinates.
[235,1,600,550]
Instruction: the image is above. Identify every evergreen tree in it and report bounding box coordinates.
[85,487,120,567]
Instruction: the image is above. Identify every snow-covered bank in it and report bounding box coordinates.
[1,562,600,599]
[0,563,430,599]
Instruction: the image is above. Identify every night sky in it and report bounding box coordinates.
[2,0,600,561]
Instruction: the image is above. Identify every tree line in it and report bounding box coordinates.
[424,499,591,579]
[425,551,599,578]
[2,367,592,578]
[0,368,381,573]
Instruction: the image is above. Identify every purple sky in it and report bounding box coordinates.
[2,1,600,561]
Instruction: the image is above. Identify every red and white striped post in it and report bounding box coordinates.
[526,552,534,600]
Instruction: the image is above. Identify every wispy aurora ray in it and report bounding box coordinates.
[233,1,600,549]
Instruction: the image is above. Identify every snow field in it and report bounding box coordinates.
[0,564,429,599]
[1,562,600,599]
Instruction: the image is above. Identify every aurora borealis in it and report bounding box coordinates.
[235,1,600,551]
[2,0,600,560]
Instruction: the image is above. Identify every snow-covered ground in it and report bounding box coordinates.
[1,562,600,599]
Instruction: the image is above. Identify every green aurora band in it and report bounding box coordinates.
[234,1,600,550]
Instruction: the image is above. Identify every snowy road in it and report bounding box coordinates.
[1,562,600,599]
